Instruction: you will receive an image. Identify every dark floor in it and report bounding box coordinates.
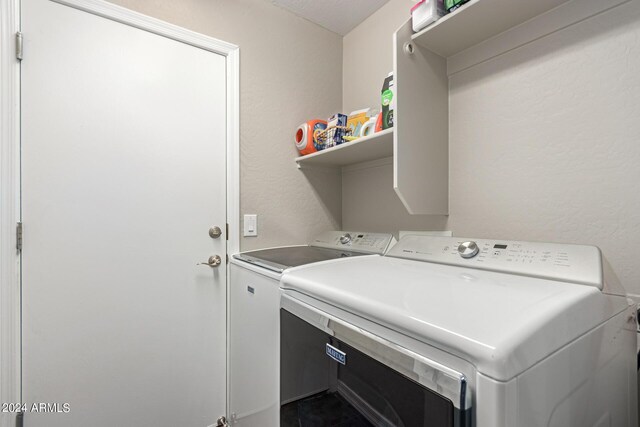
[281,391,374,427]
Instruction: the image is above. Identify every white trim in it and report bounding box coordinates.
[0,0,240,424]
[226,47,240,256]
[0,0,21,426]
[224,37,240,424]
[52,0,237,55]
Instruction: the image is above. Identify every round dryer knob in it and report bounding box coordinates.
[458,241,479,258]
[339,233,352,244]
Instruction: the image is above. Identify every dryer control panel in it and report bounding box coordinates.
[387,235,603,289]
[311,231,397,254]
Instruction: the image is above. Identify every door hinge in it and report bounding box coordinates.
[225,253,229,264]
[16,222,23,251]
[16,411,24,427]
[15,32,23,61]
[225,223,229,241]
[216,416,228,427]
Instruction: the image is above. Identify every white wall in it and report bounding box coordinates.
[342,0,640,297]
[107,0,344,251]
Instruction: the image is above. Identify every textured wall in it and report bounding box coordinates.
[342,1,640,297]
[107,0,343,251]
[342,0,413,114]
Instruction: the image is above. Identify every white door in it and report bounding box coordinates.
[21,0,228,426]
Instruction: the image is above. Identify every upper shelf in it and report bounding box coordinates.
[411,0,571,57]
[295,128,393,168]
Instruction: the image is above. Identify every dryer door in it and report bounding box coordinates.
[280,295,472,427]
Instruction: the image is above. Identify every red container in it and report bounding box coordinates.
[295,120,327,155]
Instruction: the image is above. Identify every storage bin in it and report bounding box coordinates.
[411,0,446,33]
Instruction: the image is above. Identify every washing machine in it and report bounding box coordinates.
[279,234,638,427]
[228,231,396,426]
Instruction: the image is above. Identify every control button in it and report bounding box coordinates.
[458,241,479,259]
[339,233,352,244]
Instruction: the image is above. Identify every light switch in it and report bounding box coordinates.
[243,214,257,237]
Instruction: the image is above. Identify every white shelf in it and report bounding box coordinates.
[411,0,571,57]
[295,128,393,168]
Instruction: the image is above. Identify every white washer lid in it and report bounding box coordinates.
[281,256,630,381]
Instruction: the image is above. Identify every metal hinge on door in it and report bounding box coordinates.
[16,412,24,427]
[16,222,23,251]
[225,223,229,241]
[15,32,23,61]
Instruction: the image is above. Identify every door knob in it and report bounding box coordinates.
[198,255,222,267]
[209,226,222,239]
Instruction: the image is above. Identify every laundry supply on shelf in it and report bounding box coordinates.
[375,112,383,133]
[325,113,348,147]
[411,0,446,32]
[444,0,469,13]
[360,116,378,138]
[381,73,395,130]
[347,108,374,140]
[294,119,327,155]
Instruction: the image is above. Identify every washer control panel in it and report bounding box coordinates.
[387,235,603,289]
[312,231,397,254]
